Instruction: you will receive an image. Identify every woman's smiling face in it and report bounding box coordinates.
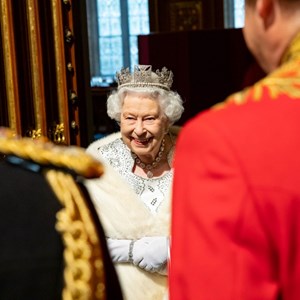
[120,92,169,162]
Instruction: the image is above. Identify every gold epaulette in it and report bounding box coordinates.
[0,127,103,179]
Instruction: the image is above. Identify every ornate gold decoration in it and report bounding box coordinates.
[67,62,74,73]
[48,123,66,144]
[69,90,79,106]
[54,123,65,143]
[65,27,74,44]
[27,128,42,140]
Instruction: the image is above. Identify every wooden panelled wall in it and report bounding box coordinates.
[149,0,224,32]
[0,0,93,146]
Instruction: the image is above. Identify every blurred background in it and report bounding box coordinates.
[0,0,265,147]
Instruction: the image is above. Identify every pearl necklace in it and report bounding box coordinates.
[132,138,165,178]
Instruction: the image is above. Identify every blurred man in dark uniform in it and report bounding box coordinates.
[0,127,123,300]
[170,0,300,299]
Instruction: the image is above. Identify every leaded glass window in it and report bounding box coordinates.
[224,0,244,28]
[91,0,149,87]
[128,0,150,71]
[234,0,244,28]
[97,0,122,79]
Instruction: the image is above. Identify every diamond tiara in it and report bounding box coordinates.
[116,65,173,91]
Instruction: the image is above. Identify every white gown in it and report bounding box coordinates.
[84,128,179,300]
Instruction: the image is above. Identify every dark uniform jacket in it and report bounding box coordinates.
[0,129,123,300]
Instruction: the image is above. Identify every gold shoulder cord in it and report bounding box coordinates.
[46,170,106,300]
[0,128,106,300]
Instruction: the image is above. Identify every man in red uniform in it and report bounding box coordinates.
[169,0,300,299]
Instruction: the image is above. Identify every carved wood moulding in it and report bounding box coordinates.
[0,0,21,134]
[0,0,82,145]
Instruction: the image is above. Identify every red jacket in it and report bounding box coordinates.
[169,33,300,300]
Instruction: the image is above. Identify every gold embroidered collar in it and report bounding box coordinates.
[281,31,300,64]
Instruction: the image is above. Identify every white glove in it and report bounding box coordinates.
[132,236,169,274]
[106,238,132,263]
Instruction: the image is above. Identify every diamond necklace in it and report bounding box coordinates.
[132,138,165,178]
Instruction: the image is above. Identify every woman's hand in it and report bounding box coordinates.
[132,236,169,274]
[106,236,169,274]
[106,238,132,263]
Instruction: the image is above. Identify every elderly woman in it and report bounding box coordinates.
[85,65,184,300]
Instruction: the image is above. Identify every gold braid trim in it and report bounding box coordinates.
[46,169,106,300]
[0,127,104,179]
[0,127,107,299]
